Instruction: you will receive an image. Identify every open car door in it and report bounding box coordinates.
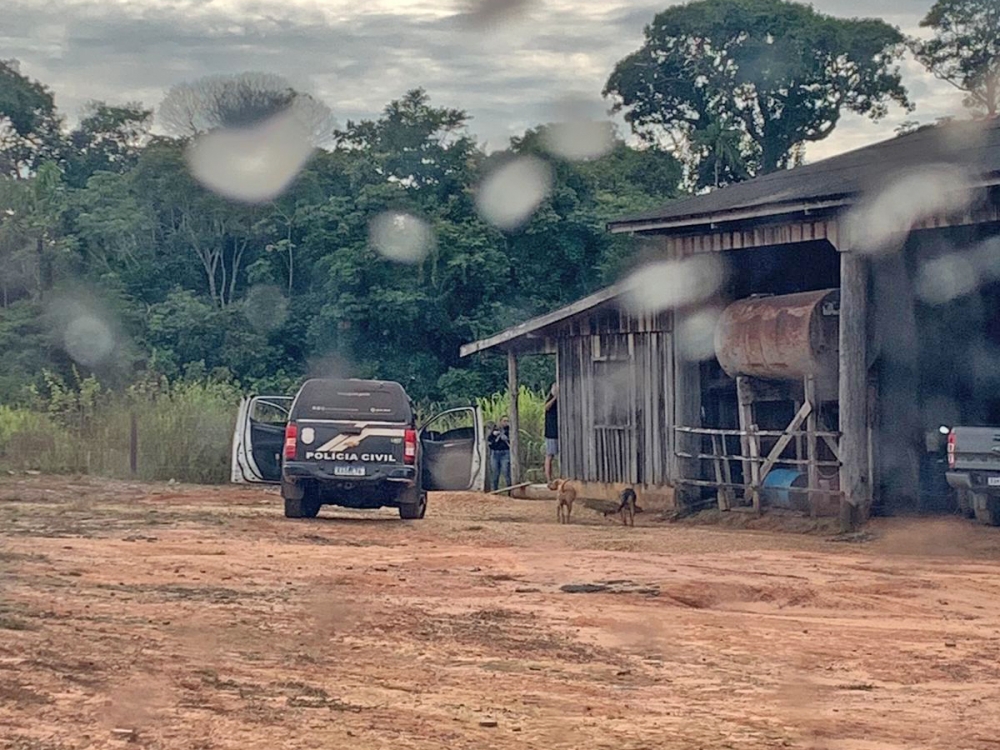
[231,395,293,484]
[419,406,486,492]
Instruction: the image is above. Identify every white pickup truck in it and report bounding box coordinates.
[945,427,1000,526]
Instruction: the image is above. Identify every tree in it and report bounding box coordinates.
[133,139,268,308]
[604,0,912,187]
[65,101,153,188]
[335,88,480,203]
[0,162,69,303]
[158,72,335,145]
[0,60,64,177]
[911,0,1000,117]
[690,116,754,189]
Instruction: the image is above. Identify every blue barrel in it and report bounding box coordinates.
[762,469,808,509]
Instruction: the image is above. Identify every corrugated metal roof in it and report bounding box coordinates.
[609,119,1000,232]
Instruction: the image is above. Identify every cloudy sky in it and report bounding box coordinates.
[3,0,966,162]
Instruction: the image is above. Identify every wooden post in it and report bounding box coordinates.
[805,376,819,518]
[867,379,877,514]
[747,423,762,514]
[507,349,521,486]
[129,411,138,477]
[672,315,702,508]
[711,433,728,510]
[736,375,754,505]
[794,399,804,465]
[839,247,869,530]
[720,433,734,506]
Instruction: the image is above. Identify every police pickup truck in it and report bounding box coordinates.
[231,378,486,519]
[945,426,1000,526]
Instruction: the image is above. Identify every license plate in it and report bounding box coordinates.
[987,476,1000,487]
[334,466,366,477]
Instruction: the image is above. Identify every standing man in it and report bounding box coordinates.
[544,382,558,484]
[488,416,512,491]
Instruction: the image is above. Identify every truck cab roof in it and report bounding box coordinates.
[290,378,414,424]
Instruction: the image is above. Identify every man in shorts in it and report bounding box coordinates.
[544,382,558,483]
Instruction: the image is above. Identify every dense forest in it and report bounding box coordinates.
[0,70,683,406]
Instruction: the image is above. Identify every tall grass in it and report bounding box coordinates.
[0,379,552,486]
[0,379,241,484]
[477,387,548,480]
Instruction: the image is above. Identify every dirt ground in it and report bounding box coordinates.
[2,476,1000,749]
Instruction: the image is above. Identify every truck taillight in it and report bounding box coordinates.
[947,429,956,470]
[404,429,417,464]
[284,423,298,461]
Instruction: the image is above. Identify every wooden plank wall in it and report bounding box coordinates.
[556,306,673,487]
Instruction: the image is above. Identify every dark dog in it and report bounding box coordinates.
[604,486,641,526]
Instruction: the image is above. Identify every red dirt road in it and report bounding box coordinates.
[2,476,1000,749]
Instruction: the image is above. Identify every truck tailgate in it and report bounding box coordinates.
[950,426,1000,472]
[295,421,406,473]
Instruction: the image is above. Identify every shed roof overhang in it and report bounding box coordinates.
[459,284,624,358]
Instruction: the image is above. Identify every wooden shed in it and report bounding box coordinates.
[462,119,1000,526]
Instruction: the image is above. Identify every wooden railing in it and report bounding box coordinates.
[673,425,842,512]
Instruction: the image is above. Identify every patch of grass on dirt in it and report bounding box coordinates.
[194,668,269,700]
[828,530,878,544]
[297,533,375,547]
[272,681,365,711]
[0,616,36,631]
[26,654,104,686]
[0,550,49,563]
[93,583,254,603]
[4,735,68,750]
[0,682,53,705]
[0,604,39,631]
[406,606,612,664]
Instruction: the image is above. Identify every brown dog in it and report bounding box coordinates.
[549,478,577,524]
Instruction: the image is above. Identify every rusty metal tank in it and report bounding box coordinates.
[714,289,840,381]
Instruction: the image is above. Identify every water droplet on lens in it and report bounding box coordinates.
[459,0,531,29]
[845,165,974,255]
[676,307,722,361]
[541,120,614,161]
[369,212,434,263]
[623,256,725,314]
[915,254,979,305]
[475,156,553,231]
[244,285,289,332]
[186,110,314,203]
[64,315,115,367]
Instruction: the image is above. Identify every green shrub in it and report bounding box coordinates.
[0,374,241,483]
[477,387,547,478]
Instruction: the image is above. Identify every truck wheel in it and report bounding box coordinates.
[284,495,321,519]
[957,488,975,519]
[973,493,1000,526]
[398,489,427,520]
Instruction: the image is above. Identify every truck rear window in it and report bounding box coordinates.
[290,379,412,422]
